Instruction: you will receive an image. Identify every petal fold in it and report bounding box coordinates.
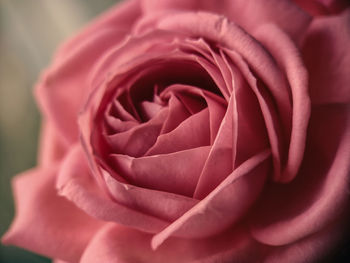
[2,166,103,263]
[302,9,350,104]
[56,144,169,234]
[250,104,350,246]
[152,149,271,248]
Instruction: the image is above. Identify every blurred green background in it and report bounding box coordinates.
[0,1,116,262]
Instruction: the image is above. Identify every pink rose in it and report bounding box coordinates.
[2,0,350,262]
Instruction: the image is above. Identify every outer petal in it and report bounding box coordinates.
[56,144,169,234]
[55,0,141,60]
[37,119,68,166]
[36,28,129,144]
[110,146,210,196]
[254,24,310,183]
[53,260,71,263]
[1,166,103,263]
[103,171,199,222]
[36,0,141,144]
[80,223,262,263]
[152,149,271,249]
[250,104,350,246]
[264,219,349,263]
[302,9,350,104]
[141,0,311,42]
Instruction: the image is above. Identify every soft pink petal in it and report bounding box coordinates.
[254,24,310,183]
[56,144,169,234]
[37,120,68,166]
[105,108,168,157]
[103,170,199,222]
[87,30,183,89]
[104,115,138,133]
[193,95,235,198]
[110,99,138,122]
[140,101,164,121]
[141,0,311,42]
[1,166,104,262]
[302,9,350,104]
[55,0,141,61]
[224,49,284,183]
[80,223,261,263]
[36,28,128,144]
[159,93,191,134]
[178,37,231,99]
[53,260,71,263]
[146,108,210,156]
[159,83,226,143]
[264,219,348,263]
[221,51,269,167]
[250,104,350,246]
[110,146,210,196]
[193,55,230,101]
[152,149,271,248]
[36,1,140,144]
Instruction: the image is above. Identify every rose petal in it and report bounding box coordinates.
[56,144,169,234]
[250,104,350,246]
[178,38,227,95]
[37,120,68,166]
[103,170,199,222]
[104,115,138,134]
[141,0,311,42]
[35,27,129,144]
[224,49,284,183]
[159,83,226,143]
[53,260,71,263]
[1,166,103,262]
[140,101,164,121]
[146,108,210,156]
[194,55,230,101]
[302,9,350,104]
[55,0,141,60]
[80,223,260,263]
[159,93,191,134]
[106,108,168,157]
[110,99,138,122]
[152,149,271,248]
[194,72,267,197]
[254,24,310,183]
[110,146,211,197]
[193,95,236,198]
[265,219,348,263]
[220,50,269,166]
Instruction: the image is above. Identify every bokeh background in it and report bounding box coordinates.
[0,1,116,262]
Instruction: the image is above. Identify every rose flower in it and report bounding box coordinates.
[2,0,350,262]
